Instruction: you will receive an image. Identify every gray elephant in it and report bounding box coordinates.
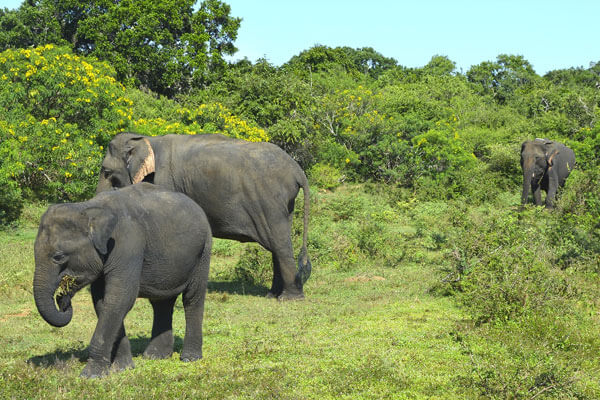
[96,132,311,300]
[33,184,212,378]
[521,139,575,208]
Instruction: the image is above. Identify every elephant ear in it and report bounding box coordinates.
[126,137,155,184]
[83,207,118,255]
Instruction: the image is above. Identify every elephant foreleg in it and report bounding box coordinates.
[545,175,559,209]
[532,184,543,206]
[90,279,134,372]
[144,297,177,359]
[82,278,137,378]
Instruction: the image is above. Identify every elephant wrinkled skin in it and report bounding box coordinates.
[96,132,311,300]
[33,184,212,378]
[520,139,575,208]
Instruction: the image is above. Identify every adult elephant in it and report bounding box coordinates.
[33,184,212,378]
[96,132,311,300]
[520,139,575,208]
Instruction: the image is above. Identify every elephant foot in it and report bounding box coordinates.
[143,346,173,360]
[112,357,135,372]
[277,290,305,301]
[144,332,174,359]
[180,350,202,362]
[265,291,278,299]
[80,361,110,379]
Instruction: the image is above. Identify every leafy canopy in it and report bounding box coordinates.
[0,0,241,97]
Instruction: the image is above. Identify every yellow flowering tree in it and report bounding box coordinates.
[0,45,132,221]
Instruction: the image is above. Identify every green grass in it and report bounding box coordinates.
[0,185,598,399]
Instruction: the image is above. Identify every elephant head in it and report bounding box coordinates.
[520,140,558,204]
[33,205,117,327]
[96,133,155,193]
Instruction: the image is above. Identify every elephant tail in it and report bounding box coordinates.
[296,173,312,286]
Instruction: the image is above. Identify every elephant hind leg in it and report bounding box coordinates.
[271,246,304,301]
[268,254,285,298]
[144,297,177,359]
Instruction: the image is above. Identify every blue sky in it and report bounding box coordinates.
[3,0,598,74]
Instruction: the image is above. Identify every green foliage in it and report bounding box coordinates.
[0,0,241,97]
[451,210,567,323]
[284,45,397,79]
[308,163,344,190]
[226,245,272,288]
[0,45,128,210]
[131,102,269,142]
[0,6,65,50]
[0,174,22,226]
[467,54,539,104]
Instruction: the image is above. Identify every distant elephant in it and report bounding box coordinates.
[521,139,575,208]
[33,184,212,378]
[96,132,311,300]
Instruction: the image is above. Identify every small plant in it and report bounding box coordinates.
[231,246,272,288]
[309,162,344,190]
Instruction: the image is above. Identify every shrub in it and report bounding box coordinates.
[308,163,344,190]
[442,207,577,324]
[130,102,269,142]
[231,245,272,288]
[0,175,22,226]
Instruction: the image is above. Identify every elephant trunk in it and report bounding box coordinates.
[521,166,534,205]
[33,263,73,327]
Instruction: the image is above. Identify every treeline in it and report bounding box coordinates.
[1,0,600,225]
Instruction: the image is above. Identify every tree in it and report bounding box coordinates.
[0,2,65,49]
[467,54,539,104]
[0,0,241,97]
[284,45,397,79]
[423,55,456,76]
[544,62,600,88]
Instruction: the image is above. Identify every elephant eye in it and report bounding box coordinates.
[52,252,67,264]
[102,168,113,179]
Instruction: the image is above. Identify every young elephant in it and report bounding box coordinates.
[33,183,212,378]
[520,139,575,208]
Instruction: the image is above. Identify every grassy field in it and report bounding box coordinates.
[0,184,598,399]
